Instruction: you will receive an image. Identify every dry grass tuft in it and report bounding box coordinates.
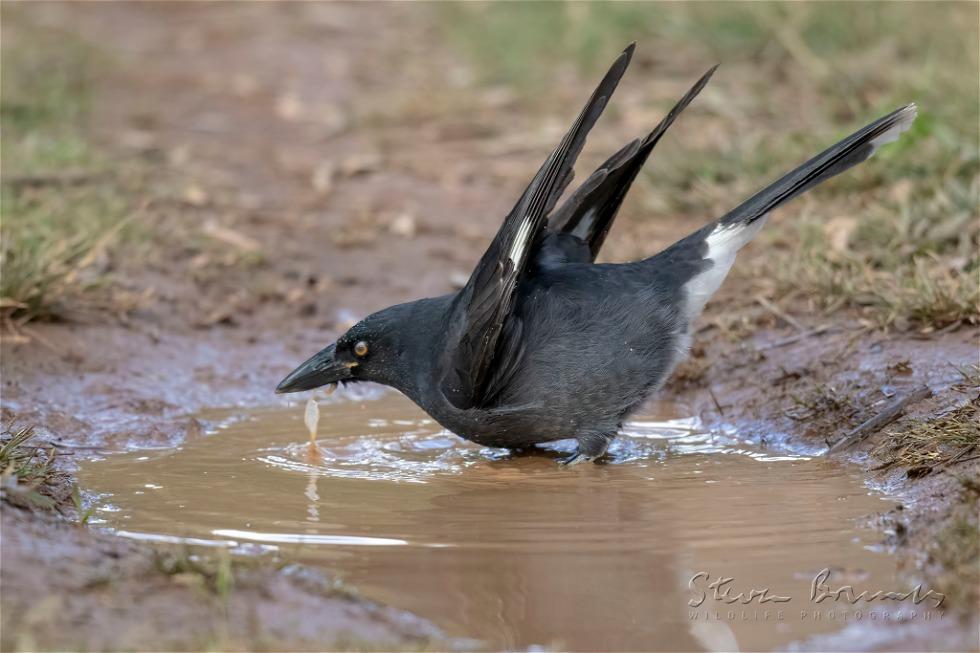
[767,174,979,330]
[1,15,136,324]
[873,402,979,475]
[871,364,980,474]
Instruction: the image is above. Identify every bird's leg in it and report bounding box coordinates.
[559,432,614,466]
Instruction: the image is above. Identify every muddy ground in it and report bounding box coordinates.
[2,3,978,651]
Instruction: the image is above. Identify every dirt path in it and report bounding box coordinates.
[2,3,977,651]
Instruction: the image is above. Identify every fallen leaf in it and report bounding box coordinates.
[285,287,305,304]
[311,161,335,195]
[183,184,209,207]
[202,220,261,252]
[823,215,857,253]
[276,93,305,121]
[388,212,417,238]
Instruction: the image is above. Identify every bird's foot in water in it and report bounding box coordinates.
[558,451,599,466]
[559,432,613,466]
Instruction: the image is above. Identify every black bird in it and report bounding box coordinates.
[277,44,916,464]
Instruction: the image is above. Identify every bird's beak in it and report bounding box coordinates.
[275,343,353,394]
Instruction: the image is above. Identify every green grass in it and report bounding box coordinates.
[0,18,96,173]
[436,2,980,329]
[0,424,70,510]
[0,184,132,321]
[764,148,979,328]
[1,13,133,323]
[71,485,96,525]
[153,546,235,605]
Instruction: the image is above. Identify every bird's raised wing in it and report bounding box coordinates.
[548,65,717,261]
[440,44,635,410]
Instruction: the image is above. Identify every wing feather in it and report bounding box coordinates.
[440,44,636,409]
[548,65,717,260]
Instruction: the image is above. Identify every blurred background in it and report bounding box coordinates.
[2,5,978,650]
[2,1,977,335]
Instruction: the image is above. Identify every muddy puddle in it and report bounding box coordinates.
[78,391,905,652]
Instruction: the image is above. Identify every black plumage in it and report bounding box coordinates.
[276,44,916,464]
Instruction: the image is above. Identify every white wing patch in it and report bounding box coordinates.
[869,104,917,153]
[508,216,535,265]
[683,217,767,322]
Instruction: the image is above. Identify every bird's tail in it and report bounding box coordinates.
[718,103,917,229]
[660,104,917,321]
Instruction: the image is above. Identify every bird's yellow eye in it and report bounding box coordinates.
[354,341,369,357]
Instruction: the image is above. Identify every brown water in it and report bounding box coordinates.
[79,391,904,652]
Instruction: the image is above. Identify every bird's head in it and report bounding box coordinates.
[275,298,445,396]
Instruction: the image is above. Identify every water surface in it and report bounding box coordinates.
[79,392,901,652]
